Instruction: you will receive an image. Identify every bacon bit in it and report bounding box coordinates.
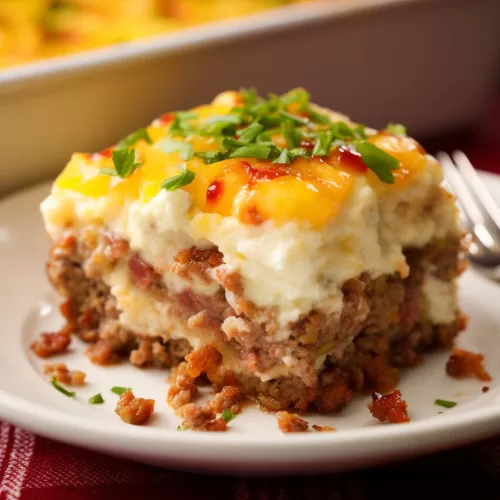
[128,253,156,289]
[115,391,155,426]
[446,348,491,382]
[206,180,224,204]
[158,112,174,125]
[185,345,222,379]
[43,363,86,386]
[482,386,490,393]
[174,247,224,268]
[368,390,410,424]
[86,340,119,365]
[104,234,129,260]
[30,331,71,358]
[312,425,336,432]
[336,145,368,173]
[277,412,309,433]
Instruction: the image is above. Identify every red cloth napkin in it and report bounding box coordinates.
[1,104,499,500]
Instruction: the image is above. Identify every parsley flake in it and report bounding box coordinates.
[111,148,141,178]
[88,393,104,404]
[111,386,131,396]
[51,378,76,398]
[161,170,196,191]
[221,409,237,423]
[435,399,457,409]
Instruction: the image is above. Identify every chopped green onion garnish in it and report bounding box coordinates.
[161,170,196,191]
[111,148,141,178]
[281,119,301,149]
[88,393,104,404]
[435,399,457,408]
[195,151,226,164]
[330,121,356,140]
[237,122,264,144]
[221,409,237,423]
[354,142,399,184]
[386,123,407,136]
[229,145,271,159]
[240,88,258,106]
[177,425,188,431]
[304,106,330,125]
[99,168,118,176]
[273,148,293,165]
[312,132,332,156]
[279,110,309,126]
[51,378,76,398]
[111,386,132,396]
[157,138,194,161]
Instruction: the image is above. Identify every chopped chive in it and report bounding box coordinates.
[157,138,194,161]
[221,408,237,423]
[353,141,399,184]
[237,122,264,144]
[100,168,118,176]
[112,148,141,178]
[435,399,457,409]
[281,119,301,149]
[273,148,293,165]
[88,393,104,404]
[386,123,407,136]
[229,144,271,159]
[51,378,76,398]
[240,88,258,106]
[279,110,309,126]
[161,170,196,191]
[195,151,226,164]
[312,132,333,156]
[111,386,132,396]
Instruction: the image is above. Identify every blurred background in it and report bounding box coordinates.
[0,0,499,195]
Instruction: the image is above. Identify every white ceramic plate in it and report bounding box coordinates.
[0,174,500,475]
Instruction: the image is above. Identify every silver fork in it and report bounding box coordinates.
[437,150,500,268]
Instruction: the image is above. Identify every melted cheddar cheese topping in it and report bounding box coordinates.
[54,90,428,229]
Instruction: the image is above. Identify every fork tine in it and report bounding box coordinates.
[437,152,485,226]
[437,152,500,251]
[452,150,500,231]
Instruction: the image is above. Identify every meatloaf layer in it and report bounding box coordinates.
[46,227,464,412]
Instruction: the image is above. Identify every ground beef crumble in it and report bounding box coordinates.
[31,331,71,358]
[179,402,227,432]
[43,363,86,386]
[312,425,336,432]
[277,412,309,433]
[115,391,155,425]
[446,348,491,382]
[368,390,410,423]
